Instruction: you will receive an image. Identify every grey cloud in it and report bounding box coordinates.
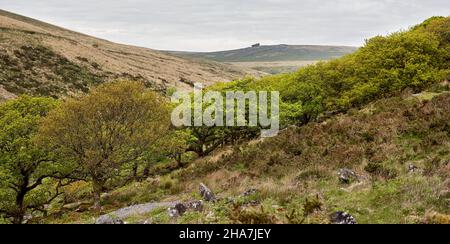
[0,0,448,51]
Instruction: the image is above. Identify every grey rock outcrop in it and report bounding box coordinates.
[168,200,204,217]
[408,164,419,173]
[168,207,180,218]
[95,215,124,224]
[95,202,175,224]
[199,183,216,202]
[330,211,357,224]
[338,168,358,184]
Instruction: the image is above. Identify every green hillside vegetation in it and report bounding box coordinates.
[36,87,450,224]
[183,16,450,156]
[0,17,449,224]
[211,16,449,124]
[170,45,357,62]
[170,91,450,224]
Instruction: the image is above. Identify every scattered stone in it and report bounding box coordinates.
[97,202,175,222]
[95,215,124,224]
[168,200,204,218]
[330,211,357,224]
[338,168,358,184]
[22,214,33,224]
[199,183,216,202]
[242,188,258,197]
[408,164,419,173]
[168,207,180,218]
[185,200,204,212]
[174,203,188,216]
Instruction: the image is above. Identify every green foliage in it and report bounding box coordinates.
[38,81,171,208]
[178,17,449,158]
[166,87,177,97]
[0,95,67,223]
[209,17,450,127]
[152,130,190,164]
[179,78,277,157]
[302,195,323,217]
[2,17,449,224]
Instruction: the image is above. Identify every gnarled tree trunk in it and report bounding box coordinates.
[92,177,105,211]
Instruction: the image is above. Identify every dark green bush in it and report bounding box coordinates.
[364,162,398,179]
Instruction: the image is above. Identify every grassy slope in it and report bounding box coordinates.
[45,89,450,224]
[168,90,450,224]
[40,16,450,224]
[0,9,253,98]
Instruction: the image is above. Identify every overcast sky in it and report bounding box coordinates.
[1,0,449,51]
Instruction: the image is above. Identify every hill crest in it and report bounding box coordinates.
[168,44,358,62]
[0,9,255,99]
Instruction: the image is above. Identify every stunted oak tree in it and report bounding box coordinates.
[39,81,171,209]
[0,96,69,224]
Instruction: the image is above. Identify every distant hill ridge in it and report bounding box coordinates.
[168,44,358,62]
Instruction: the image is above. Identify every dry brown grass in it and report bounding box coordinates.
[0,9,253,97]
